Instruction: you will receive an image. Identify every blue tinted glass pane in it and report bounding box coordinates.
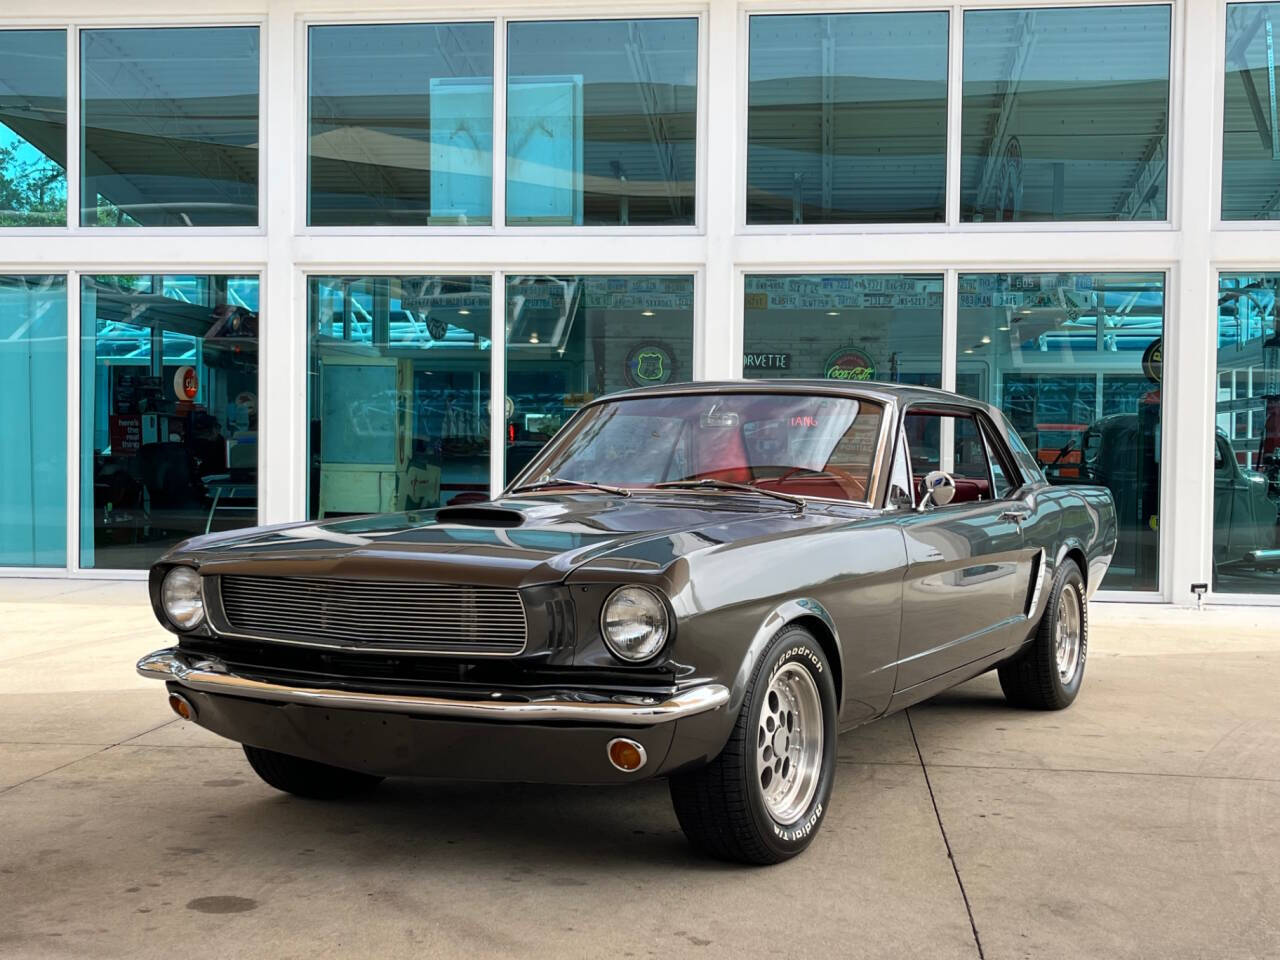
[308,24,493,226]
[958,272,1165,591]
[506,19,697,226]
[747,13,948,224]
[1223,5,1280,219]
[504,275,694,481]
[1213,274,1280,592]
[0,276,66,565]
[0,31,66,227]
[308,276,491,516]
[81,28,259,227]
[80,275,260,569]
[961,7,1170,222]
[743,274,943,385]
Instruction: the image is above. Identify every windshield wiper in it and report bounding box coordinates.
[653,479,805,511]
[510,477,632,497]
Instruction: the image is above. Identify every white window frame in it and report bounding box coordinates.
[0,16,270,237]
[296,7,709,237]
[737,0,1182,234]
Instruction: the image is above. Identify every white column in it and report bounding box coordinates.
[1165,0,1219,604]
[701,0,740,379]
[260,1,305,524]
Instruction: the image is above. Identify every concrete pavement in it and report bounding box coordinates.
[1,578,1277,959]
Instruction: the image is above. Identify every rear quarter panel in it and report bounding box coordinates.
[1029,483,1118,611]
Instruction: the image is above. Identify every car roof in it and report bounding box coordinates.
[597,379,996,413]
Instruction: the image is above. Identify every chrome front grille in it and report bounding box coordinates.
[214,576,527,656]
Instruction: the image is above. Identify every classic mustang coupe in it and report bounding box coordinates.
[138,382,1116,864]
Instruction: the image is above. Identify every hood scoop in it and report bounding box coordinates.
[435,505,525,528]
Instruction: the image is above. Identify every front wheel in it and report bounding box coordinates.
[669,625,837,865]
[243,744,384,800]
[998,559,1088,710]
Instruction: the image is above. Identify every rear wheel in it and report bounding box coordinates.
[242,744,384,800]
[998,559,1087,710]
[669,625,837,864]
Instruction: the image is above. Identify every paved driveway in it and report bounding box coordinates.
[1,580,1277,959]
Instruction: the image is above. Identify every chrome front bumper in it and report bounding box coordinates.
[136,648,730,727]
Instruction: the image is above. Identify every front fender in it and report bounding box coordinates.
[657,596,847,778]
[728,597,844,719]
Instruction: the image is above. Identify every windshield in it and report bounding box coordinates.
[515,393,885,503]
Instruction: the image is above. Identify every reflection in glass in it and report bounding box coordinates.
[80,275,260,569]
[0,31,67,227]
[958,272,1165,591]
[81,27,260,226]
[308,276,492,516]
[506,19,697,226]
[0,276,66,565]
[520,392,883,502]
[743,274,943,386]
[1213,274,1280,593]
[961,6,1170,222]
[747,13,948,224]
[1223,4,1280,220]
[308,23,493,226]
[504,275,694,481]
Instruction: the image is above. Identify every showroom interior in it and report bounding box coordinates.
[0,0,1277,605]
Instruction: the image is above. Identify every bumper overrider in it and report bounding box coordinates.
[137,649,733,784]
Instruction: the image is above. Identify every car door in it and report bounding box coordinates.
[893,406,1031,692]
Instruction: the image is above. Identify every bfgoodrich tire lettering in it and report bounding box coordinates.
[669,625,837,864]
[998,559,1088,710]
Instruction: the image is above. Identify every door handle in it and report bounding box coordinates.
[1000,508,1031,524]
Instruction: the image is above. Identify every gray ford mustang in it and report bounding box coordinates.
[138,381,1117,864]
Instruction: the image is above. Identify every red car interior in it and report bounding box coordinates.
[917,475,991,504]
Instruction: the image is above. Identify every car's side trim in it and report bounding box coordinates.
[136,649,729,726]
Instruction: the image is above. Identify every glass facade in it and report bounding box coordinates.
[80,275,260,569]
[958,272,1166,591]
[308,23,494,226]
[81,27,260,227]
[308,276,492,517]
[0,5,1272,608]
[504,275,694,481]
[746,13,948,224]
[743,274,943,385]
[0,31,67,227]
[1214,273,1280,593]
[961,6,1171,222]
[1223,4,1280,220]
[0,277,67,565]
[506,19,697,226]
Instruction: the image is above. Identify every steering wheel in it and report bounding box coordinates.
[773,464,864,497]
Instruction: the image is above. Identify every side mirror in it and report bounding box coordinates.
[918,470,956,511]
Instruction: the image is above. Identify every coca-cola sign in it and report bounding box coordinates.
[824,346,877,382]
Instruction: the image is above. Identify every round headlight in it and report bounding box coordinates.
[161,566,204,630]
[601,585,669,663]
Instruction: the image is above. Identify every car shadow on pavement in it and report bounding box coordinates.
[176,715,941,875]
[211,775,737,873]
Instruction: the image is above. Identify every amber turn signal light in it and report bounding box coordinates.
[606,737,647,773]
[168,693,195,721]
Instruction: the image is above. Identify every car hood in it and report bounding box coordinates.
[167,493,861,588]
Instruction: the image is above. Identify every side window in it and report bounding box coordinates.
[888,432,914,509]
[904,409,999,505]
[978,419,1021,499]
[954,416,989,480]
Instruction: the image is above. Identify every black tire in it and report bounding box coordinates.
[242,744,384,800]
[669,625,838,865]
[998,559,1088,710]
